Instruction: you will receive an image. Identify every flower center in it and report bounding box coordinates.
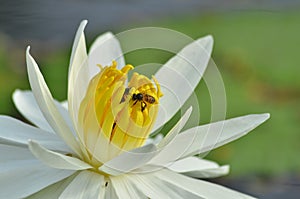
[78,61,162,165]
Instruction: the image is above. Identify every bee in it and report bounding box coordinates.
[132,92,156,112]
[120,87,156,112]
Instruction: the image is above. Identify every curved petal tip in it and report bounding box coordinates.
[80,19,88,27]
[204,34,213,41]
[196,35,214,51]
[12,89,21,99]
[262,113,271,120]
[26,46,31,54]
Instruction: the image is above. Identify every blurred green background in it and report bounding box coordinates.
[1,2,300,198]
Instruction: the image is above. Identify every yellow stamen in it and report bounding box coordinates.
[78,61,163,165]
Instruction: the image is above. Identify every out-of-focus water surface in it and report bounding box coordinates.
[1,1,300,199]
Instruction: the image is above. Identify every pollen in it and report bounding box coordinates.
[78,61,162,164]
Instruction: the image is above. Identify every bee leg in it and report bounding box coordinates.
[133,100,138,106]
[141,102,147,112]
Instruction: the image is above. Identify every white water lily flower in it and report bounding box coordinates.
[0,20,270,199]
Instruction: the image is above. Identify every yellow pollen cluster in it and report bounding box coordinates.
[78,61,162,164]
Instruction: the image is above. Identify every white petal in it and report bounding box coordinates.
[0,144,35,164]
[27,173,77,199]
[13,89,53,132]
[0,146,74,198]
[54,100,75,135]
[157,106,192,148]
[0,116,71,152]
[152,36,213,133]
[69,20,88,76]
[99,144,157,176]
[161,183,202,199]
[67,20,89,132]
[0,166,73,199]
[28,140,92,170]
[61,100,68,110]
[13,90,75,135]
[59,170,104,199]
[149,113,270,166]
[185,165,230,179]
[168,156,229,178]
[26,47,81,156]
[155,169,256,198]
[104,178,118,199]
[127,173,186,199]
[168,156,219,172]
[89,32,125,72]
[144,134,163,145]
[110,176,144,199]
[0,145,72,198]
